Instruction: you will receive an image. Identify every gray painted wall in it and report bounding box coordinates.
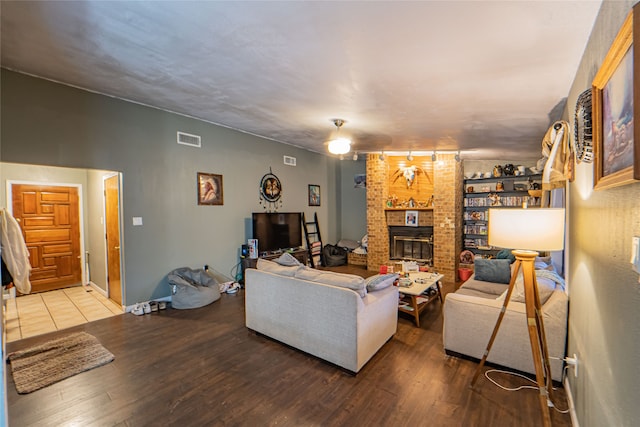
[564,1,640,426]
[338,159,367,242]
[1,70,341,304]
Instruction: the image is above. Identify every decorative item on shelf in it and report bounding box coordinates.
[427,194,434,207]
[408,197,415,208]
[481,186,490,192]
[496,181,504,191]
[258,167,283,212]
[517,165,526,175]
[466,186,474,193]
[460,250,474,264]
[502,164,515,176]
[487,193,502,206]
[492,165,503,177]
[514,183,528,191]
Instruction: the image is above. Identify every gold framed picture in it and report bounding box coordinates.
[592,7,639,190]
[197,172,223,205]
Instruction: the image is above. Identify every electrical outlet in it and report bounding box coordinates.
[566,353,579,377]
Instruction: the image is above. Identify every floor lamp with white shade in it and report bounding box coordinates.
[470,207,565,427]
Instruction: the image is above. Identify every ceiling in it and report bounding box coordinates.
[1,1,602,160]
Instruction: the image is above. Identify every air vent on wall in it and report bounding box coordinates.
[283,155,297,166]
[177,131,201,148]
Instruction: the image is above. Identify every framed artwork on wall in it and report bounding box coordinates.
[197,172,223,205]
[405,210,418,227]
[308,184,320,206]
[592,7,639,190]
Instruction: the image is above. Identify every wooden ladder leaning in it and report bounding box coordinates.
[302,212,323,268]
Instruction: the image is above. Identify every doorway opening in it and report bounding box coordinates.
[2,163,125,340]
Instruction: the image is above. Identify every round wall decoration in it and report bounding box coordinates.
[574,88,594,163]
[259,168,283,211]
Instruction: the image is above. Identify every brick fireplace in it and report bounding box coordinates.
[365,153,463,283]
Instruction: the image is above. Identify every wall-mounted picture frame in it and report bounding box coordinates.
[197,172,223,205]
[592,7,639,190]
[405,210,419,227]
[354,174,366,188]
[308,184,321,206]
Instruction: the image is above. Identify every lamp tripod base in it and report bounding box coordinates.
[469,250,554,427]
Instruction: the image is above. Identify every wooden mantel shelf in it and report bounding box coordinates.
[384,207,434,211]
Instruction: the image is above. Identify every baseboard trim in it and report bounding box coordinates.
[87,281,107,297]
[563,376,579,427]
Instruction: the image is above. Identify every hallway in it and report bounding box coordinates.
[4,286,123,342]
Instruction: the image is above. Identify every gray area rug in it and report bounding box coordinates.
[7,331,115,394]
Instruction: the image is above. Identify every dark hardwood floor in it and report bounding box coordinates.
[6,271,572,426]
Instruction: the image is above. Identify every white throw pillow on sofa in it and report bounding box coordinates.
[295,267,367,297]
[274,252,303,267]
[497,271,557,305]
[256,258,301,277]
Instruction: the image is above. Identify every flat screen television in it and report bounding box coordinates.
[252,212,303,254]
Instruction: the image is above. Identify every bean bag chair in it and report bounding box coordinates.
[323,244,348,267]
[168,267,221,309]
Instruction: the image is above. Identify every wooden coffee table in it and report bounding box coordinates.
[397,271,444,327]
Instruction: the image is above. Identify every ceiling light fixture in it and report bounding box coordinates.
[407,151,413,161]
[327,119,351,155]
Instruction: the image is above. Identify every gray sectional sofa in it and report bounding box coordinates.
[245,257,399,373]
[443,260,568,381]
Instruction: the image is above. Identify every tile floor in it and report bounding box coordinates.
[4,286,123,342]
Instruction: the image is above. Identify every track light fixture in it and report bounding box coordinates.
[353,152,358,161]
[431,151,437,162]
[455,150,461,162]
[379,151,386,161]
[407,151,413,161]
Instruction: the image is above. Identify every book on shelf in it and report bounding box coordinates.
[398,303,414,311]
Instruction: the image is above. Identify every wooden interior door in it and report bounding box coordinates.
[105,175,122,305]
[11,184,82,293]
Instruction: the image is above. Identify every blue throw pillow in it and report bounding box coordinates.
[365,273,399,292]
[474,259,511,284]
[496,249,516,264]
